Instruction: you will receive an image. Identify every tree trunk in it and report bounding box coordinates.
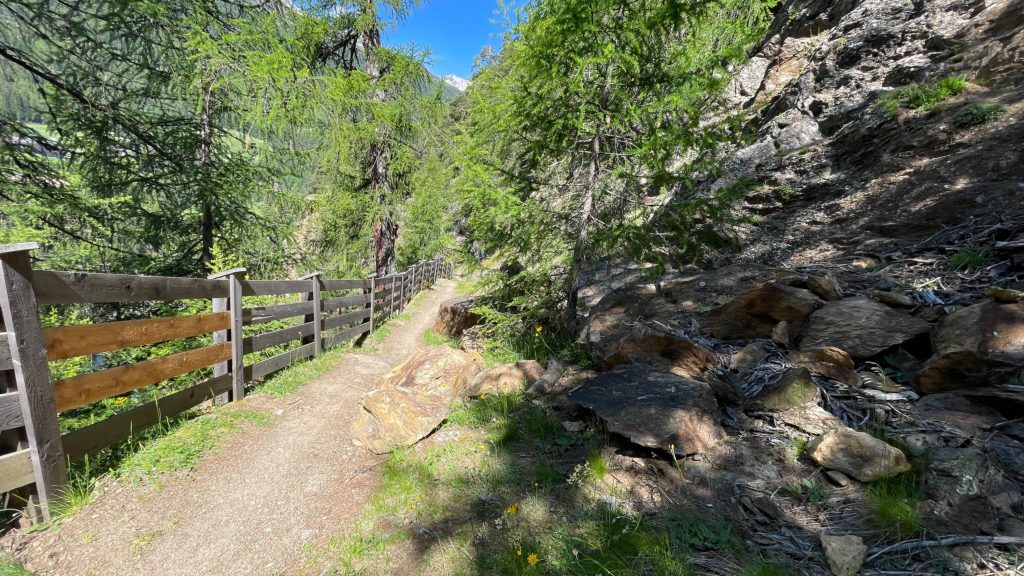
[199,79,214,269]
[363,20,397,277]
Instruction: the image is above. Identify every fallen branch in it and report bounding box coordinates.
[866,535,1024,563]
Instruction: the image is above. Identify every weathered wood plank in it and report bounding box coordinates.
[322,279,371,291]
[0,332,11,371]
[61,374,232,463]
[0,245,67,520]
[43,312,229,361]
[243,322,315,354]
[323,293,371,312]
[0,392,24,431]
[322,309,371,331]
[242,301,314,325]
[211,293,229,406]
[240,279,313,297]
[53,343,230,412]
[300,274,323,356]
[0,449,35,494]
[323,322,371,350]
[32,271,229,305]
[226,274,245,401]
[247,343,315,381]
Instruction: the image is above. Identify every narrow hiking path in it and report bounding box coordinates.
[11,279,459,576]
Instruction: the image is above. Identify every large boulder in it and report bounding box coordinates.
[602,330,719,379]
[746,367,818,411]
[800,297,931,359]
[464,360,544,398]
[353,347,483,453]
[701,282,823,339]
[433,297,481,338]
[806,427,911,482]
[917,300,1024,393]
[568,364,726,456]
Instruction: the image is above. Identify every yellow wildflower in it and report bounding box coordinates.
[506,502,519,516]
[527,553,538,566]
[517,547,522,556]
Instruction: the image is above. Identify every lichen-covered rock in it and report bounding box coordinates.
[917,300,1024,392]
[701,282,823,339]
[568,364,726,456]
[806,427,911,482]
[353,346,482,453]
[602,331,719,379]
[747,367,818,411]
[821,534,867,576]
[433,297,481,338]
[465,360,544,398]
[800,297,931,359]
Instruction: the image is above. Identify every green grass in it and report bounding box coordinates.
[0,556,35,576]
[422,328,459,348]
[785,477,827,503]
[251,346,351,398]
[865,470,924,538]
[948,246,992,271]
[789,437,808,460]
[309,390,790,575]
[116,409,271,484]
[953,100,1007,128]
[877,76,968,116]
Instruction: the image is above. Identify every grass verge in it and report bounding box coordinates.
[877,75,967,116]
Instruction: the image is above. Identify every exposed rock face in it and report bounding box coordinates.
[917,300,1024,392]
[602,331,718,379]
[806,427,911,482]
[353,347,482,453]
[568,364,726,456]
[433,297,481,338]
[800,297,931,359]
[465,360,544,398]
[746,367,818,411]
[821,534,867,576]
[701,282,823,339]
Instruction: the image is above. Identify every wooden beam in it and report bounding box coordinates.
[300,273,323,356]
[43,312,229,361]
[0,245,67,520]
[323,309,371,331]
[243,322,316,354]
[240,279,314,297]
[0,449,35,494]
[61,374,232,463]
[226,273,245,401]
[321,279,371,291]
[247,343,315,381]
[53,342,230,412]
[0,392,24,431]
[32,271,229,304]
[323,322,371,350]
[243,301,314,325]
[323,293,371,312]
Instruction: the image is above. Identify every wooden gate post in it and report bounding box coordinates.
[209,268,245,402]
[368,274,377,334]
[0,243,67,522]
[399,272,406,312]
[300,272,323,356]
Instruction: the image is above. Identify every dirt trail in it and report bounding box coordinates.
[13,280,459,576]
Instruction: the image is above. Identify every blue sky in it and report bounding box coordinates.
[383,0,510,80]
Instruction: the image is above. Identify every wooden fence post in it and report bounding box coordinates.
[209,268,245,402]
[300,272,323,356]
[399,271,406,311]
[368,274,377,334]
[0,243,67,522]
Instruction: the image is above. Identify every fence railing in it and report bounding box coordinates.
[0,242,452,522]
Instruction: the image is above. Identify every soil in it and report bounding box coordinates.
[4,280,459,576]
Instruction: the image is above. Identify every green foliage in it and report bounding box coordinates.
[785,477,827,503]
[953,100,1008,127]
[422,328,459,348]
[877,76,968,116]
[865,470,924,538]
[948,246,992,270]
[0,556,34,576]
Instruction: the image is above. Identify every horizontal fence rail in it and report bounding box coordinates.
[0,242,453,522]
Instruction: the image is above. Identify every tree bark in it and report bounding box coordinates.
[363,18,397,277]
[199,79,215,269]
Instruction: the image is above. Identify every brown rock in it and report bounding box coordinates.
[772,320,799,348]
[918,300,1024,393]
[731,341,770,372]
[807,272,843,301]
[747,367,818,411]
[603,331,718,379]
[465,360,544,398]
[778,403,844,435]
[701,282,824,339]
[873,290,915,307]
[459,324,486,355]
[568,364,726,456]
[800,297,931,359]
[352,347,483,453]
[433,297,481,338]
[788,347,858,386]
[821,534,867,576]
[985,287,1024,302]
[806,427,911,482]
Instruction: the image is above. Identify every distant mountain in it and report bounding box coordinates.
[442,74,470,92]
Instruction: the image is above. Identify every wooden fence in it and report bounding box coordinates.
[0,242,452,522]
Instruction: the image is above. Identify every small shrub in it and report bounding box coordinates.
[877,76,968,116]
[866,470,924,538]
[948,246,992,271]
[953,101,1007,127]
[785,477,827,503]
[790,437,808,460]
